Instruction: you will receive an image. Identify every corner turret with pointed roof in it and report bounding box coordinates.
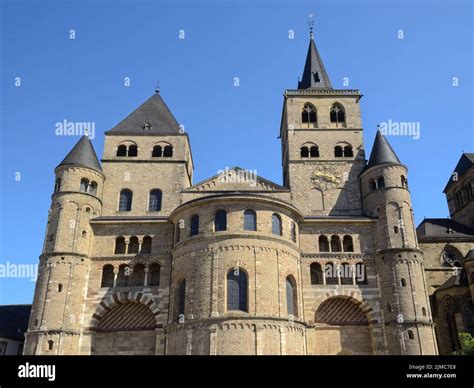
[297,30,332,90]
[56,135,102,173]
[366,130,402,170]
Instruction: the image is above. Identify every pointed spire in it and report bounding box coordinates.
[57,135,102,173]
[297,23,332,90]
[367,130,402,169]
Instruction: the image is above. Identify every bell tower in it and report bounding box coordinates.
[280,26,366,216]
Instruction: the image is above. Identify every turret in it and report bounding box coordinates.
[24,135,104,355]
[360,131,438,355]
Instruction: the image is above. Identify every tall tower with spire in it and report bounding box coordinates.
[25,135,105,354]
[360,131,438,355]
[280,26,365,216]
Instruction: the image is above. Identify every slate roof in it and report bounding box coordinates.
[106,93,181,135]
[298,35,332,89]
[57,135,102,173]
[366,130,402,169]
[0,305,31,341]
[416,218,474,239]
[443,153,474,192]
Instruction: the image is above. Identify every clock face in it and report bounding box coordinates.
[311,162,342,190]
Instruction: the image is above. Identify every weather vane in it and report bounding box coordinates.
[155,80,160,93]
[308,14,315,39]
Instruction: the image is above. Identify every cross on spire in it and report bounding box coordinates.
[308,14,315,40]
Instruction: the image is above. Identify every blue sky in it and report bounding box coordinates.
[0,0,473,304]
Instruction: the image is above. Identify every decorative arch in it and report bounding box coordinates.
[90,292,160,329]
[310,292,377,325]
[152,141,173,157]
[330,102,346,127]
[301,102,317,126]
[312,294,376,355]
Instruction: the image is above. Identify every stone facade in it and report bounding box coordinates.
[24,32,456,356]
[416,153,474,354]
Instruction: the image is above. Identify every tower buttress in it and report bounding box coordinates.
[360,131,438,355]
[25,136,104,355]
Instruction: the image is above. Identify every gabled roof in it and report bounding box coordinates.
[297,35,332,90]
[106,92,181,135]
[57,135,102,173]
[0,304,31,341]
[443,153,474,192]
[366,130,402,169]
[184,166,289,192]
[416,218,474,239]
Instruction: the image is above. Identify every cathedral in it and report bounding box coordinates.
[23,29,473,355]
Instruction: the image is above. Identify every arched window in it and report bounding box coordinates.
[130,264,145,286]
[325,262,338,285]
[88,181,97,195]
[387,303,392,312]
[400,278,407,287]
[152,145,162,157]
[300,146,309,157]
[214,210,227,232]
[116,264,129,287]
[114,237,126,254]
[330,103,345,126]
[80,179,89,192]
[343,235,354,252]
[141,236,152,254]
[148,189,162,211]
[355,263,367,285]
[117,145,127,157]
[244,210,257,231]
[310,145,319,157]
[128,236,139,254]
[118,189,133,211]
[227,268,248,312]
[54,178,61,193]
[334,146,343,157]
[149,263,160,286]
[301,103,317,125]
[330,235,342,252]
[319,235,330,252]
[401,175,408,188]
[407,330,414,340]
[48,340,54,351]
[442,246,463,267]
[101,264,114,287]
[175,223,181,243]
[310,263,323,285]
[128,144,138,157]
[272,213,282,236]
[291,222,297,242]
[163,145,173,157]
[445,298,459,351]
[58,283,63,292]
[177,279,186,317]
[340,263,353,285]
[190,214,199,236]
[377,177,385,189]
[422,307,427,317]
[343,146,353,157]
[286,276,298,317]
